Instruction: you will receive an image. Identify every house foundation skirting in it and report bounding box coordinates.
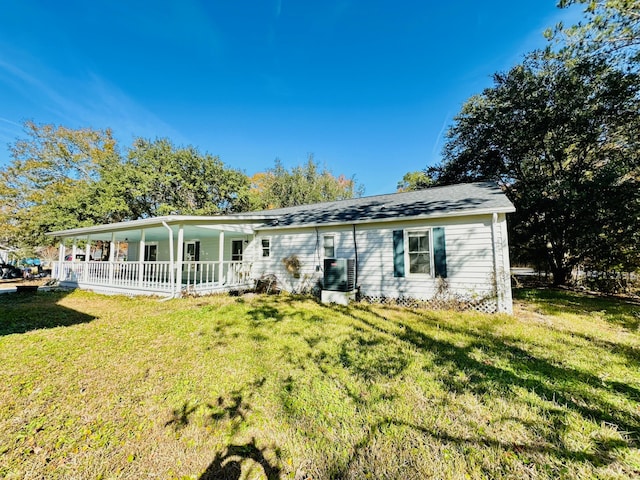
[58,279,254,298]
[359,294,500,314]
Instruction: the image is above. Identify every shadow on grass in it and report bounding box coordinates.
[338,332,409,381]
[164,378,280,479]
[397,317,640,430]
[297,300,640,475]
[199,438,281,480]
[247,304,285,323]
[245,295,325,325]
[569,330,640,369]
[514,288,640,330]
[0,290,96,336]
[332,417,630,479]
[166,381,263,432]
[168,292,638,477]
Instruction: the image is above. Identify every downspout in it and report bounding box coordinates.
[315,227,321,271]
[352,224,359,288]
[160,221,176,301]
[176,224,184,296]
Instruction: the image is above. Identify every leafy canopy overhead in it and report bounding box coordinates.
[429,53,640,283]
[549,0,640,64]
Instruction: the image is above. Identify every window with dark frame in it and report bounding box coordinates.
[261,238,270,257]
[144,244,157,262]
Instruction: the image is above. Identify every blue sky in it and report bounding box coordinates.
[0,1,581,195]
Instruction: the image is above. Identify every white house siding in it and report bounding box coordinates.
[253,213,513,311]
[355,217,497,301]
[127,243,139,262]
[250,227,332,292]
[196,237,217,261]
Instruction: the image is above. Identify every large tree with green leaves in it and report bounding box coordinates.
[0,125,253,248]
[0,121,124,246]
[250,155,364,209]
[429,53,640,284]
[114,138,251,218]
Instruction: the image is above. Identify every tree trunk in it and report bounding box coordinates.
[550,264,571,286]
[547,241,572,286]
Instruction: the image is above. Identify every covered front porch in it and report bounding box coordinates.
[49,216,262,297]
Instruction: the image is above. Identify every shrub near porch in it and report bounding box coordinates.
[0,289,638,479]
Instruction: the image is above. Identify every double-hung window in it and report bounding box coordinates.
[407,230,431,275]
[394,227,446,278]
[324,236,335,258]
[261,238,270,257]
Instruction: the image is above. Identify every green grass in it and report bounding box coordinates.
[0,288,639,479]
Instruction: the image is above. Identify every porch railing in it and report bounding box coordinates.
[55,260,253,294]
[181,261,252,292]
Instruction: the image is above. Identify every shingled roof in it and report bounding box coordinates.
[47,182,515,239]
[249,181,515,229]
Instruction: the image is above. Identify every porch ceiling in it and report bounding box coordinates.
[59,225,251,243]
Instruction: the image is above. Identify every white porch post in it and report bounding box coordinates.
[251,234,256,261]
[108,232,116,285]
[57,241,65,280]
[218,231,225,284]
[84,236,91,281]
[176,224,184,296]
[161,222,175,297]
[72,240,78,262]
[138,229,145,288]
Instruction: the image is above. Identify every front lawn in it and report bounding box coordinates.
[1,289,639,479]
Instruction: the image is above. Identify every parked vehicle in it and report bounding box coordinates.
[0,263,22,280]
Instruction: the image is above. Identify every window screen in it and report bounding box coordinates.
[324,236,335,258]
[407,231,430,274]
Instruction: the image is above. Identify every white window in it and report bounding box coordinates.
[406,230,431,275]
[261,238,270,257]
[324,236,335,258]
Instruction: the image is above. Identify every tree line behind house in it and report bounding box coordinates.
[407,1,640,287]
[0,125,363,248]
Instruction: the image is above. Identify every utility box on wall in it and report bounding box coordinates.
[323,258,356,292]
